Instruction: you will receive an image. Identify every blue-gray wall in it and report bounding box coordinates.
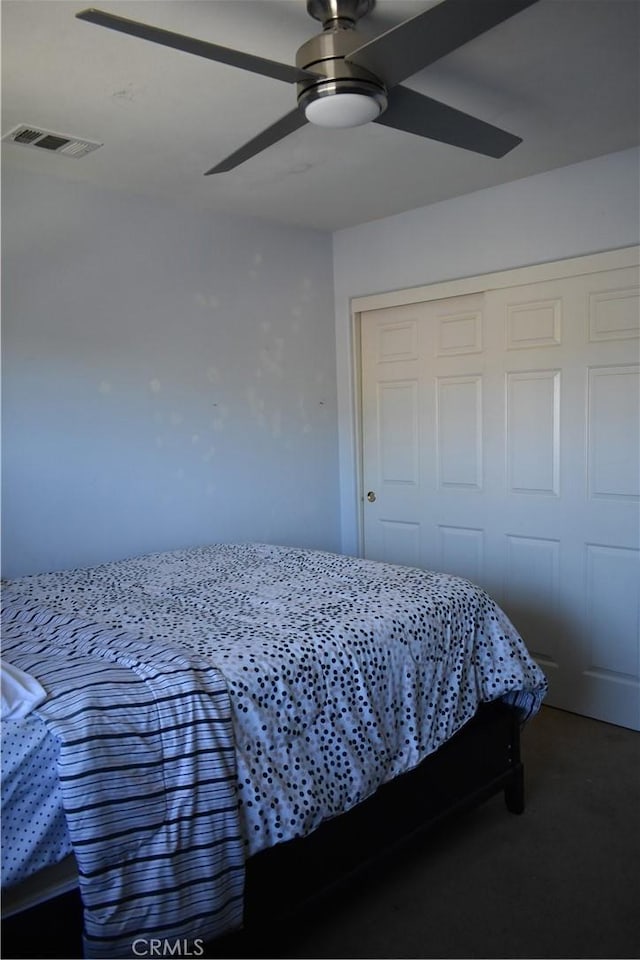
[3,149,638,576]
[2,168,339,577]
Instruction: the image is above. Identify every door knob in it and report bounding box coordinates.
[367,490,376,502]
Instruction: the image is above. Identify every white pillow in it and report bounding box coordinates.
[1,660,47,720]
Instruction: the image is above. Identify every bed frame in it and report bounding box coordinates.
[2,699,523,959]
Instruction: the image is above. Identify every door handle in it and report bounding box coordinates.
[366,490,376,502]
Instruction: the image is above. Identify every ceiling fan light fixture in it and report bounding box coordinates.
[305,91,380,127]
[299,79,387,129]
[76,0,537,173]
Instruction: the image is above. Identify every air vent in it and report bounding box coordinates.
[2,124,103,159]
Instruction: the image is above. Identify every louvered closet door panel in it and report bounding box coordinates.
[360,264,639,729]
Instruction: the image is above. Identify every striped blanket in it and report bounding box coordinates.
[1,597,244,959]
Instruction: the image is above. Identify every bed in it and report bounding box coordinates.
[1,543,547,958]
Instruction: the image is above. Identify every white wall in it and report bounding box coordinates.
[333,148,640,554]
[1,168,339,577]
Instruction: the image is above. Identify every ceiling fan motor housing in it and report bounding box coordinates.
[296,23,387,124]
[306,0,374,28]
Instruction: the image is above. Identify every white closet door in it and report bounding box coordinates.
[360,264,639,729]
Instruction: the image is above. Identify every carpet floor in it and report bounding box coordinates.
[239,705,640,960]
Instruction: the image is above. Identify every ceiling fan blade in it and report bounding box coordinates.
[375,85,522,158]
[75,8,320,85]
[205,108,308,174]
[347,0,539,90]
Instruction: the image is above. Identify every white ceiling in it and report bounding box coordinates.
[2,0,639,231]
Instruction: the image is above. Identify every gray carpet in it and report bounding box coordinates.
[273,706,640,960]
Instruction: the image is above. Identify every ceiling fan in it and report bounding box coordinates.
[76,0,539,174]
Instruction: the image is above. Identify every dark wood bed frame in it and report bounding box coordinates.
[2,699,523,959]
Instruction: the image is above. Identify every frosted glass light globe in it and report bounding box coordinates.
[304,92,382,128]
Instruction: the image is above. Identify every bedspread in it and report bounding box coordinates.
[1,598,244,958]
[4,543,547,867]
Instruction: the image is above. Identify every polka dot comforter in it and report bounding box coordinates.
[2,543,547,882]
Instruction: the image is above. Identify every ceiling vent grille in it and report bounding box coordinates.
[2,124,103,159]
